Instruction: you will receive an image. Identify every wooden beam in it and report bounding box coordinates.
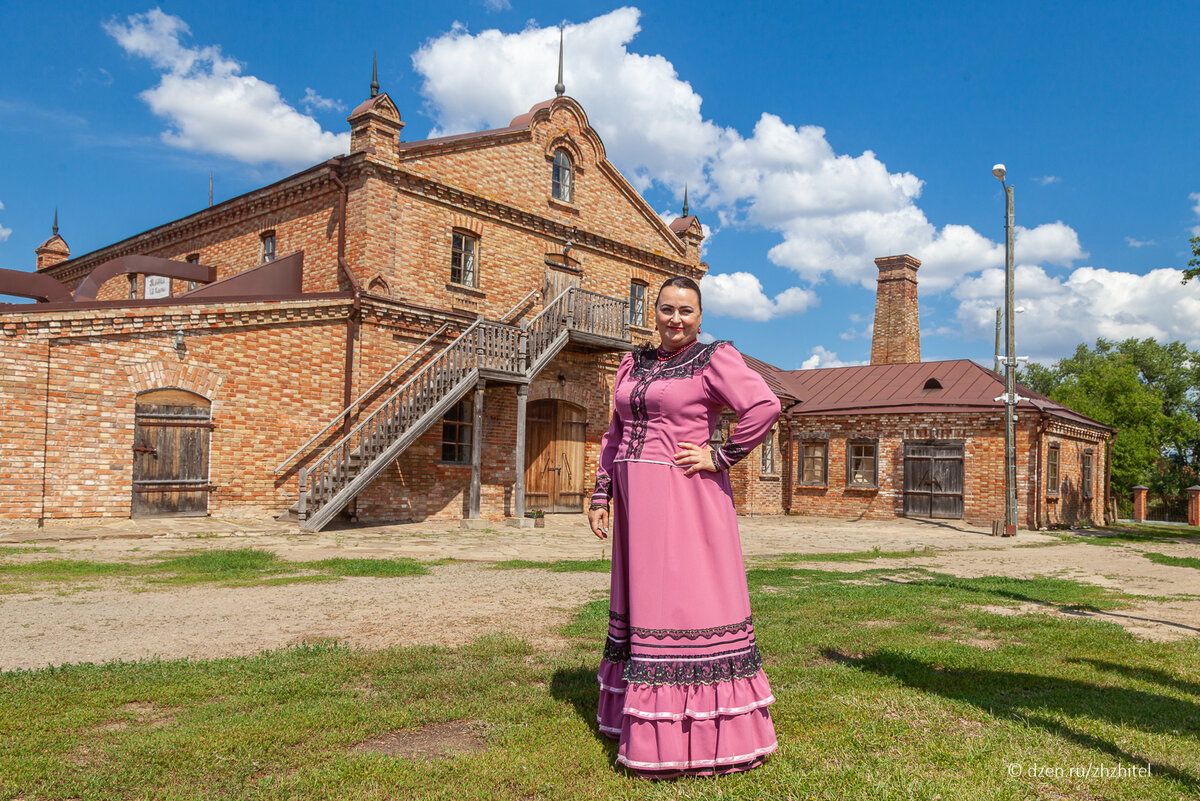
[514,384,528,519]
[469,378,486,519]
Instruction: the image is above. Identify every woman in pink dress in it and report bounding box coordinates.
[587,276,780,777]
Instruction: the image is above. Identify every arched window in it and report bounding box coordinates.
[552,149,573,202]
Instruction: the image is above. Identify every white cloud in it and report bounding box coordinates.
[700,271,816,321]
[697,331,716,344]
[106,9,348,169]
[1191,192,1200,237]
[1036,175,1061,186]
[1125,236,1156,248]
[954,265,1200,360]
[1015,221,1087,266]
[801,345,867,370]
[483,0,512,10]
[301,88,344,113]
[0,200,9,242]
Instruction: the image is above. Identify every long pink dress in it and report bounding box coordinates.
[590,339,781,776]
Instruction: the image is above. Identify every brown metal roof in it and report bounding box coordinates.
[669,215,697,234]
[743,357,1112,432]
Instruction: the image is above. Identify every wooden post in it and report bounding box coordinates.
[297,468,307,523]
[1132,485,1148,523]
[469,379,486,519]
[1188,485,1200,527]
[515,384,529,520]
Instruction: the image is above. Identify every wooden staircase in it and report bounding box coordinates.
[294,287,629,531]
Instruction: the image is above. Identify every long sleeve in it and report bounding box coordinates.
[703,343,781,471]
[590,353,633,508]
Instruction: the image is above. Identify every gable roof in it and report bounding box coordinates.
[744,357,1113,432]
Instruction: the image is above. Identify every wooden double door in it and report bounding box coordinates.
[132,389,213,518]
[524,399,586,514]
[903,441,965,519]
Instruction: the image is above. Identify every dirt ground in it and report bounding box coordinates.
[2,514,1199,672]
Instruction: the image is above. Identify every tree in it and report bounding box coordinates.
[1183,235,1200,284]
[1017,338,1200,494]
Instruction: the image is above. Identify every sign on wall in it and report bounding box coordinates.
[145,275,171,299]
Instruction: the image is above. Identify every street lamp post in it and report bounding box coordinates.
[993,164,1018,536]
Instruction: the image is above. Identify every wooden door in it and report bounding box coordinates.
[903,441,964,519]
[523,400,587,514]
[132,389,213,518]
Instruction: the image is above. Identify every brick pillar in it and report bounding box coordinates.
[870,254,921,365]
[1188,486,1200,527]
[1132,485,1148,523]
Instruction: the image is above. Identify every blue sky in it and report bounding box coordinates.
[1,1,1197,370]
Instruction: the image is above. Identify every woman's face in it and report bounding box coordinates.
[655,285,702,351]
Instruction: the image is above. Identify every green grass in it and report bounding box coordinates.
[1070,522,1200,545]
[2,562,1198,799]
[0,549,439,589]
[490,558,611,573]
[0,545,58,556]
[765,545,935,563]
[1142,552,1200,571]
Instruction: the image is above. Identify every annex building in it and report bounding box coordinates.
[729,255,1115,529]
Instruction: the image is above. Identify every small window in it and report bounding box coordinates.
[552,149,573,202]
[261,232,276,263]
[1047,443,1060,495]
[847,439,878,488]
[451,232,478,287]
[760,426,777,475]
[1082,449,1094,499]
[629,281,646,327]
[800,440,828,486]
[186,254,200,291]
[923,378,943,390]
[441,399,473,464]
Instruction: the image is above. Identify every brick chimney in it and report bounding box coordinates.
[870,254,921,365]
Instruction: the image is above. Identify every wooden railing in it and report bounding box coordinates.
[296,286,630,529]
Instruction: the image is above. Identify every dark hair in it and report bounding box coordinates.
[654,275,702,311]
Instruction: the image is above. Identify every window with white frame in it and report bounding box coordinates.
[552,149,573,202]
[451,231,478,287]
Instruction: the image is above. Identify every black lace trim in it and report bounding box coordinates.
[625,341,727,459]
[603,636,630,663]
[591,474,612,503]
[631,615,752,641]
[715,440,750,471]
[624,647,764,687]
[609,610,629,622]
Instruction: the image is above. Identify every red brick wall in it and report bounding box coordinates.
[724,410,1109,529]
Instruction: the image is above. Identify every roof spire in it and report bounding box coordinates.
[52,207,59,237]
[370,52,379,98]
[682,186,689,217]
[554,23,565,97]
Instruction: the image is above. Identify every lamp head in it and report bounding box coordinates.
[992,163,1007,182]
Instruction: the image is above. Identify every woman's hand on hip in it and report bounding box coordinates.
[588,506,609,539]
[674,441,718,475]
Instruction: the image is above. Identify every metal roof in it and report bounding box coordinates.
[742,356,1113,432]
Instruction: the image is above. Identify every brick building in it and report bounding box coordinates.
[0,78,709,528]
[730,255,1114,529]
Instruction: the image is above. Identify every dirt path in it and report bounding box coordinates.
[2,515,1198,671]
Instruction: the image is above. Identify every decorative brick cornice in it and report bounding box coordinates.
[2,298,353,341]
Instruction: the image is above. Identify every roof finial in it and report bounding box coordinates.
[554,23,565,97]
[682,186,689,217]
[52,207,59,237]
[370,52,379,98]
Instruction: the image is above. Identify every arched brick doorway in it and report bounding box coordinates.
[132,389,214,517]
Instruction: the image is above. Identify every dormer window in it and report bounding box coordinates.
[923,378,943,390]
[552,149,573,202]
